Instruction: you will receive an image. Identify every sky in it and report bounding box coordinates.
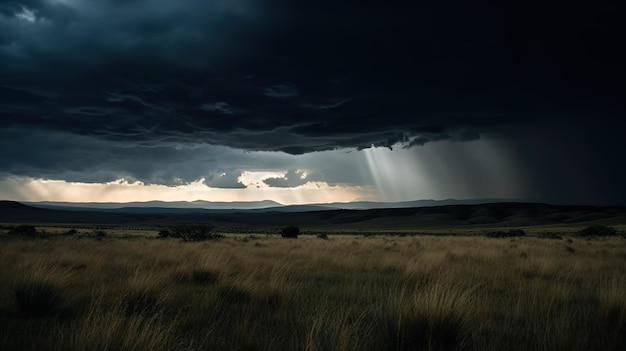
[0,0,624,205]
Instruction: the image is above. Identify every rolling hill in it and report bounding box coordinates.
[2,200,626,229]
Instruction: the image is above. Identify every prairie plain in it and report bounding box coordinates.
[1,225,625,351]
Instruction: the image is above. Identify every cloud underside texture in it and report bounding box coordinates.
[2,0,623,149]
[0,0,625,199]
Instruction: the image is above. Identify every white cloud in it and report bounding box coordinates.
[0,176,367,204]
[204,172,246,189]
[15,6,36,22]
[263,169,310,188]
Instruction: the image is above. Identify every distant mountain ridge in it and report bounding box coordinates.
[25,200,283,211]
[24,198,510,212]
[321,199,509,210]
[2,200,625,228]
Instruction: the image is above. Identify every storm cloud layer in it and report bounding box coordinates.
[1,1,625,203]
[3,0,624,148]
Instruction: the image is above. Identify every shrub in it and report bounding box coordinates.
[578,225,618,236]
[90,230,108,238]
[15,281,64,316]
[281,226,299,238]
[507,229,525,236]
[316,233,329,240]
[539,232,563,239]
[64,229,78,235]
[157,229,170,238]
[486,229,525,238]
[9,225,39,237]
[168,224,222,242]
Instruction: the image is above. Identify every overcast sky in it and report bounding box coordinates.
[1,0,624,205]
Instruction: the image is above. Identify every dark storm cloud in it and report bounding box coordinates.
[204,172,247,189]
[2,0,623,154]
[0,127,370,187]
[0,0,625,195]
[262,85,298,99]
[263,169,309,188]
[0,127,246,186]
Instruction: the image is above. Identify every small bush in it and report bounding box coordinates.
[281,226,299,238]
[168,224,222,242]
[507,229,525,236]
[15,281,64,316]
[90,230,108,238]
[539,232,563,239]
[9,225,39,237]
[64,229,78,235]
[578,225,618,237]
[316,233,329,240]
[486,229,525,238]
[157,229,170,238]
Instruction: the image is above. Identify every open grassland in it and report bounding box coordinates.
[1,231,625,350]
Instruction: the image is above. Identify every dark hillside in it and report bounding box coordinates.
[1,201,625,229]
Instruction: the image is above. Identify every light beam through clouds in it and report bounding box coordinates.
[362,139,529,202]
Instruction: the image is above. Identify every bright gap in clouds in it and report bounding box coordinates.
[239,171,285,188]
[0,138,531,204]
[0,177,368,205]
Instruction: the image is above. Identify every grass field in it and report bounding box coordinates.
[1,228,625,350]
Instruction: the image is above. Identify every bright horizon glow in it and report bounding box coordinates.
[0,176,371,205]
[0,140,530,205]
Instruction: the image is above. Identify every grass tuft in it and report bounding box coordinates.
[1,231,626,350]
[217,286,251,304]
[14,281,64,316]
[66,300,182,351]
[173,269,219,286]
[120,290,163,317]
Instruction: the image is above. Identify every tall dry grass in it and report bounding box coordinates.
[0,232,624,350]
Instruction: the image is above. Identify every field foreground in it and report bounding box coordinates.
[1,232,625,350]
